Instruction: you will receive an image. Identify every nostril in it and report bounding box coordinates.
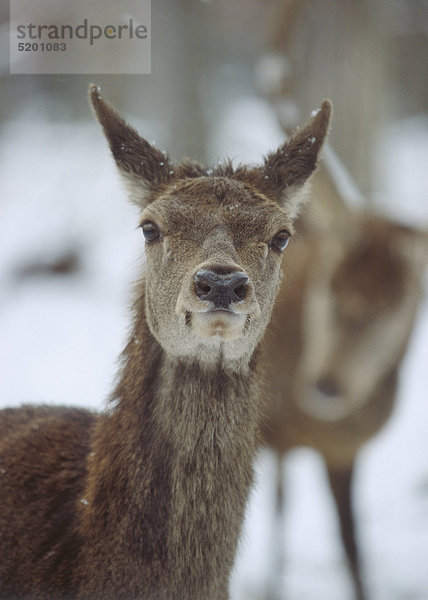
[231,274,249,302]
[234,283,247,301]
[196,280,211,296]
[194,272,213,300]
[315,377,340,398]
[194,271,211,300]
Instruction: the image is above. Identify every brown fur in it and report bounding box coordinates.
[258,4,428,596]
[261,194,428,600]
[0,88,331,599]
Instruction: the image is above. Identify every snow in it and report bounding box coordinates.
[0,98,427,600]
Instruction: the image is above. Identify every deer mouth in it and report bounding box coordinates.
[185,309,249,341]
[298,389,347,422]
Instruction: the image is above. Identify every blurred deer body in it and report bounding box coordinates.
[258,2,427,598]
[262,185,428,599]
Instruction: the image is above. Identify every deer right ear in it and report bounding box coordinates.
[89,85,173,207]
[261,100,332,218]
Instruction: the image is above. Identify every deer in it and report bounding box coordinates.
[261,194,428,600]
[0,86,331,600]
[254,3,428,598]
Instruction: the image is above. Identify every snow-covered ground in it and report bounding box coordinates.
[0,98,427,599]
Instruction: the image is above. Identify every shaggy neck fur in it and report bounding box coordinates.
[77,282,261,599]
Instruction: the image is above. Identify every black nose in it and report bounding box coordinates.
[315,377,340,398]
[194,269,249,309]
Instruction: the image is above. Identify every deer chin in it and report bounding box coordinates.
[296,383,364,423]
[187,310,249,341]
[297,391,350,422]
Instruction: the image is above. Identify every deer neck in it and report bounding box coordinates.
[155,353,259,589]
[83,286,261,598]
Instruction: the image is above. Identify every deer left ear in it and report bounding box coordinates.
[262,100,332,217]
[89,84,173,207]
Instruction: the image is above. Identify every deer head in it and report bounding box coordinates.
[90,85,331,368]
[296,216,428,421]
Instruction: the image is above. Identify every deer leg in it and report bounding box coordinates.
[265,450,286,600]
[326,462,366,600]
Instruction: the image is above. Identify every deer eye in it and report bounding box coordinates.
[141,221,160,242]
[270,230,290,252]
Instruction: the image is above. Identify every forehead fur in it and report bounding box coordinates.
[142,175,294,235]
[170,174,256,201]
[146,164,293,206]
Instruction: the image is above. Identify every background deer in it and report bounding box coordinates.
[0,87,331,599]
[261,186,428,600]
[253,3,428,599]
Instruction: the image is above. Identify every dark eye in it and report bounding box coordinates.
[270,230,290,252]
[141,221,160,242]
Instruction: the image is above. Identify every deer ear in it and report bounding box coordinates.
[89,84,173,207]
[262,100,332,218]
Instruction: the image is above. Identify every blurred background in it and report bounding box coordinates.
[0,1,427,598]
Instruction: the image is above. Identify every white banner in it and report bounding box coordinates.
[10,0,151,74]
